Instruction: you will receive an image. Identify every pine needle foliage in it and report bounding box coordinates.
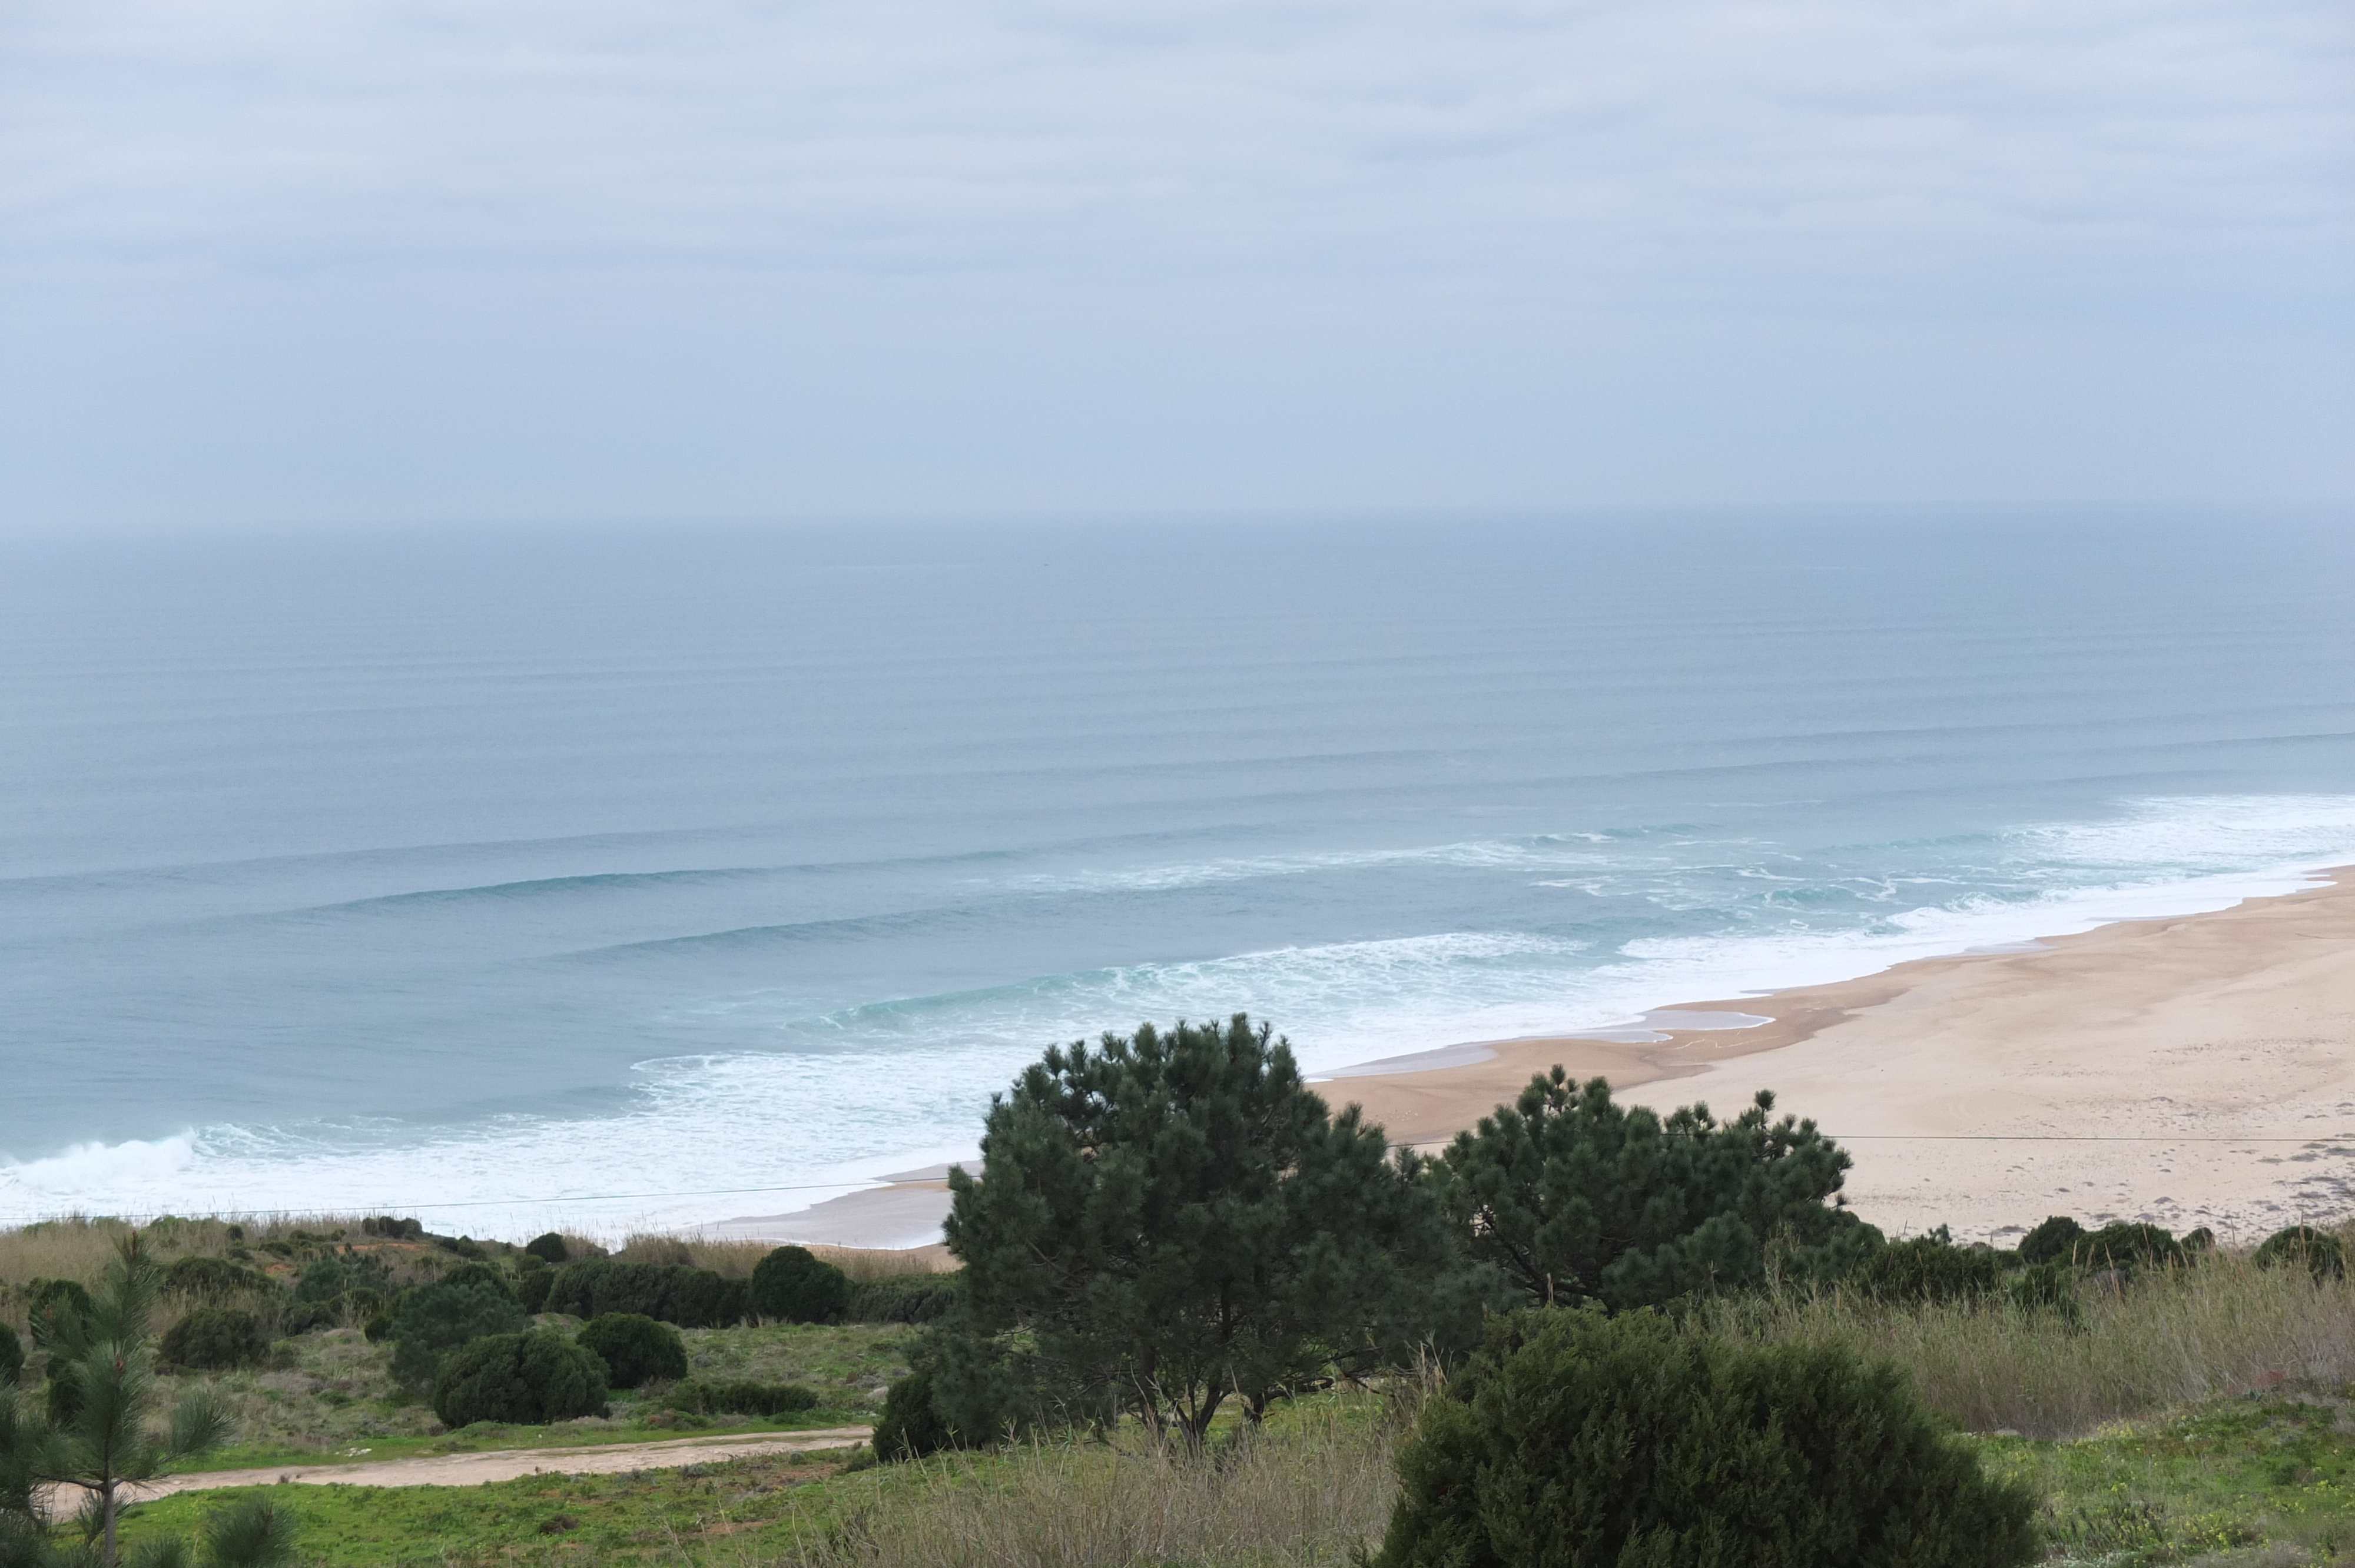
[943,1014,1485,1447]
[1369,1308,2037,1568]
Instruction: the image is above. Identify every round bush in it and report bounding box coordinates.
[431,1328,610,1427]
[29,1278,94,1340]
[748,1247,850,1325]
[386,1278,532,1389]
[2075,1222,2184,1273]
[871,1370,958,1460]
[1369,1308,2037,1568]
[161,1307,270,1372]
[2016,1215,2085,1267]
[576,1313,688,1389]
[0,1321,22,1387]
[525,1233,570,1266]
[517,1265,555,1314]
[162,1256,276,1303]
[2254,1224,2346,1281]
[1855,1232,1999,1305]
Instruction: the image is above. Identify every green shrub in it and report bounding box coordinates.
[293,1252,389,1304]
[575,1313,688,1389]
[2183,1227,2217,1253]
[666,1378,820,1417]
[386,1278,532,1389]
[749,1246,853,1325]
[1853,1230,2000,1305]
[848,1273,961,1324]
[431,1328,609,1427]
[361,1216,424,1240]
[0,1321,21,1386]
[2075,1222,2184,1273]
[160,1306,270,1371]
[1369,1308,2036,1568]
[162,1255,277,1303]
[525,1233,570,1265]
[29,1278,94,1339]
[2017,1215,2085,1267]
[2254,1224,2347,1281]
[2005,1260,2084,1324]
[434,1260,518,1300]
[871,1369,959,1460]
[283,1286,389,1336]
[543,1260,744,1327]
[517,1265,555,1314]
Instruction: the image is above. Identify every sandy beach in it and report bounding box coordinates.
[727,869,2355,1248]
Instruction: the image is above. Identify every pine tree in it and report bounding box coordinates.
[0,1233,266,1568]
[1429,1069,1875,1310]
[943,1014,1487,1446]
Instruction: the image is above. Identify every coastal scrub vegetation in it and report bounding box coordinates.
[12,1014,2355,1563]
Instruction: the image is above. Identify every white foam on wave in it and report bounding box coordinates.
[11,793,2355,1241]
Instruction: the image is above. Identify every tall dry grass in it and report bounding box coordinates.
[1708,1245,2355,1437]
[770,1394,1402,1568]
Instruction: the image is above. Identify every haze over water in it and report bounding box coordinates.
[5,513,2354,1237]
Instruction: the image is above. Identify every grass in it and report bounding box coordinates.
[1706,1245,2355,1439]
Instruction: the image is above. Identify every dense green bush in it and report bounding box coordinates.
[28,1278,93,1338]
[430,1328,609,1427]
[162,1256,276,1303]
[871,1369,958,1460]
[1430,1069,1876,1311]
[666,1378,820,1417]
[386,1278,532,1389]
[1854,1230,2001,1305]
[517,1263,555,1313]
[847,1273,961,1324]
[1369,1308,2036,1568]
[434,1261,519,1300]
[2016,1215,2085,1267]
[282,1287,388,1336]
[160,1306,270,1371]
[293,1252,389,1304]
[2075,1222,2185,1273]
[361,1216,424,1240]
[525,1233,570,1265]
[2254,1224,2347,1281]
[575,1313,688,1389]
[0,1321,21,1386]
[2005,1260,2084,1324]
[543,1260,745,1328]
[749,1247,851,1325]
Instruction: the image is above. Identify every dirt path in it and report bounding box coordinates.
[109,1427,872,1501]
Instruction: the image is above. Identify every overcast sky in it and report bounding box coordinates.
[1,0,2349,527]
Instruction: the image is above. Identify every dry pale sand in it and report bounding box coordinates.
[724,871,2355,1250]
[111,1429,872,1501]
[1335,869,2355,1244]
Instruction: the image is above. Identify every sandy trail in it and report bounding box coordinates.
[104,1428,872,1501]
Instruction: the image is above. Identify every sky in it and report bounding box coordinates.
[1,0,2350,528]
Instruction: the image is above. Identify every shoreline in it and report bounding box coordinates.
[732,866,2355,1250]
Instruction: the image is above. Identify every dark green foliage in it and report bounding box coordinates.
[946,1014,1488,1444]
[359,1217,423,1240]
[2183,1227,2217,1253]
[27,1281,92,1341]
[433,1262,516,1301]
[845,1273,961,1324]
[1431,1069,1871,1311]
[0,1325,19,1388]
[666,1378,819,1417]
[2076,1222,2185,1273]
[871,1370,957,1460]
[160,1258,274,1304]
[158,1308,268,1373]
[433,1235,487,1260]
[291,1253,388,1305]
[430,1329,609,1428]
[516,1267,555,1314]
[2018,1215,2086,1267]
[1369,1308,2038,1568]
[573,1314,687,1389]
[2254,1225,2347,1281]
[748,1248,850,1325]
[280,1287,388,1337]
[1855,1230,2001,1306]
[2007,1261,2085,1324]
[385,1279,530,1390]
[542,1261,745,1328]
[524,1233,569,1266]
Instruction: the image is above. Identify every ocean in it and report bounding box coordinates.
[4,512,2353,1240]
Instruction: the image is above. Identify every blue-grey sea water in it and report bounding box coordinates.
[4,513,2353,1238]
